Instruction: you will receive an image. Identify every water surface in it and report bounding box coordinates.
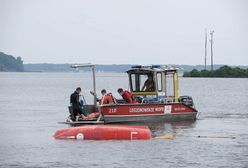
[0,72,247,168]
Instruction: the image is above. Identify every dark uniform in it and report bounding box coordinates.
[70,91,86,121]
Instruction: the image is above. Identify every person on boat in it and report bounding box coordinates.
[99,89,117,105]
[141,74,155,91]
[117,88,136,104]
[70,87,88,121]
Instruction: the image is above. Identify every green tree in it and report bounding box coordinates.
[190,69,200,77]
[183,65,248,78]
[0,52,24,72]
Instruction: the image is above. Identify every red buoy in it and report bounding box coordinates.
[54,125,151,140]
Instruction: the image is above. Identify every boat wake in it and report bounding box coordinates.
[201,112,248,119]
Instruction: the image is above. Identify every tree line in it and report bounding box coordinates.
[183,65,248,78]
[0,52,24,72]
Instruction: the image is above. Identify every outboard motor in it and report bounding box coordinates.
[179,96,194,108]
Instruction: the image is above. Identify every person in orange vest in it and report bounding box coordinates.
[117,88,136,104]
[99,89,117,105]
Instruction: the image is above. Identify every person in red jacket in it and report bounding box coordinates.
[99,89,117,105]
[117,88,136,104]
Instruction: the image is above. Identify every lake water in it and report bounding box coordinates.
[0,72,248,168]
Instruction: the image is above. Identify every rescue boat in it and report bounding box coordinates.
[54,125,151,140]
[60,64,198,125]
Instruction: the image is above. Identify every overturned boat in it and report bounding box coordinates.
[60,64,198,125]
[54,125,151,140]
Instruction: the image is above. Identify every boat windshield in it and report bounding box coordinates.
[130,73,155,92]
[165,73,174,97]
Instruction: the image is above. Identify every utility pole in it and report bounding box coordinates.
[210,30,214,71]
[204,29,207,70]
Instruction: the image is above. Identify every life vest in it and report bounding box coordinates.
[122,90,136,104]
[100,92,117,105]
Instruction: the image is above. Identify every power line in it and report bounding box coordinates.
[204,29,207,70]
[210,30,214,71]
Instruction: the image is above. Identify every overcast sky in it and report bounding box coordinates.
[0,0,247,65]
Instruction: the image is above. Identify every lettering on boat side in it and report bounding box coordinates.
[129,107,164,113]
[109,108,117,113]
[65,136,75,139]
[130,131,138,140]
[174,107,186,111]
[164,105,172,113]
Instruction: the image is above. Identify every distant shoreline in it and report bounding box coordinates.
[183,65,248,78]
[23,63,248,73]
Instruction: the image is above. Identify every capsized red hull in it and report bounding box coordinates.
[54,125,151,140]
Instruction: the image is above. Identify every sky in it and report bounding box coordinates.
[0,0,247,65]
